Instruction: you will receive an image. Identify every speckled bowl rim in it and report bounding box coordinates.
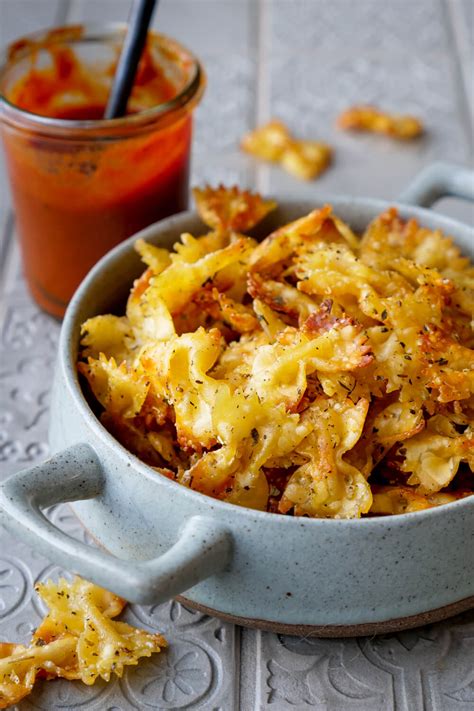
[60,195,474,529]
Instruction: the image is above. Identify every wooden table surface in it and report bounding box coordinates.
[0,1,473,709]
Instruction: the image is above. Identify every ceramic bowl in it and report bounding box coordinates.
[1,162,473,636]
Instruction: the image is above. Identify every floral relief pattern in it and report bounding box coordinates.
[1,302,58,352]
[0,314,57,477]
[271,635,386,709]
[19,676,116,711]
[0,557,30,620]
[445,678,474,704]
[259,617,474,711]
[358,628,452,711]
[267,658,317,706]
[120,641,214,709]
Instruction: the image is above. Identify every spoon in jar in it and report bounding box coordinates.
[104,0,159,119]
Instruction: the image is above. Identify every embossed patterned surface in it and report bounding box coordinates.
[0,1,473,709]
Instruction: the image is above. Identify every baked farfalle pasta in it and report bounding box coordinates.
[241,120,332,180]
[338,105,424,139]
[78,186,474,519]
[0,578,166,708]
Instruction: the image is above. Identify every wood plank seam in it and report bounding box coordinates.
[255,0,271,195]
[442,0,474,157]
[445,0,474,129]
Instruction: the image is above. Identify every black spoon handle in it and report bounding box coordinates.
[104,0,158,119]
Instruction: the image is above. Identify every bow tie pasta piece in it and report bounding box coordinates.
[34,578,165,685]
[421,328,474,403]
[280,140,332,181]
[127,288,176,343]
[34,577,126,640]
[193,184,276,233]
[140,328,227,451]
[74,615,165,684]
[360,207,468,273]
[279,397,371,518]
[135,239,172,274]
[224,407,313,509]
[295,241,390,321]
[360,208,473,331]
[0,638,78,708]
[145,237,254,314]
[126,238,257,342]
[364,285,458,406]
[0,578,166,708]
[370,486,469,515]
[241,120,332,181]
[80,315,136,366]
[396,414,474,493]
[194,287,260,335]
[78,354,150,420]
[248,272,318,325]
[346,398,425,477]
[249,205,333,274]
[338,105,423,139]
[241,119,291,161]
[185,403,313,510]
[249,321,372,411]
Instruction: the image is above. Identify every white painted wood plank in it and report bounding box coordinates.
[260,0,470,202]
[448,0,474,124]
[68,0,256,56]
[0,0,63,45]
[0,0,64,281]
[66,0,131,24]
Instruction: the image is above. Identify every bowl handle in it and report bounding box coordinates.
[0,443,233,604]
[399,161,474,207]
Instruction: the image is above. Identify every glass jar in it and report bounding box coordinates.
[0,24,205,318]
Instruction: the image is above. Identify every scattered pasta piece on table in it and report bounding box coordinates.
[241,120,332,180]
[337,105,424,139]
[0,577,166,708]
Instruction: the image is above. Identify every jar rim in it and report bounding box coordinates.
[0,22,205,138]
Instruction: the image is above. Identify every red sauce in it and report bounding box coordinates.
[45,104,114,120]
[2,34,200,318]
[8,44,177,118]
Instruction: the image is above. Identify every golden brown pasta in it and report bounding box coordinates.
[0,578,166,708]
[78,186,473,519]
[241,120,332,180]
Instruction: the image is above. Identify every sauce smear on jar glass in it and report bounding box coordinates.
[1,25,205,318]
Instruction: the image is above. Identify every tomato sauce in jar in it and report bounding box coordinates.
[1,25,205,318]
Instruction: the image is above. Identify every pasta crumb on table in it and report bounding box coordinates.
[0,577,166,708]
[337,105,424,139]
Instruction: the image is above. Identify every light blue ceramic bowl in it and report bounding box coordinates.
[1,162,473,636]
